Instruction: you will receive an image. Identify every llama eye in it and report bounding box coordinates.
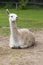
[11,16,13,17]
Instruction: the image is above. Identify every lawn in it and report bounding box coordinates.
[0,9,43,65]
[0,9,43,28]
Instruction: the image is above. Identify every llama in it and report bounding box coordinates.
[6,9,35,49]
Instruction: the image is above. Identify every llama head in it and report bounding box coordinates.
[6,9,18,22]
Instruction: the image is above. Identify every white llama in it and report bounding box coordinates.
[6,9,35,49]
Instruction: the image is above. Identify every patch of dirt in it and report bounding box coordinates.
[0,30,43,65]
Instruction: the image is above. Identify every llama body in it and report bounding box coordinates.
[10,28,35,48]
[6,9,35,49]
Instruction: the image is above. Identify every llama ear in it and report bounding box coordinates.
[6,9,10,15]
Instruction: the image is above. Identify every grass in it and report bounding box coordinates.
[0,28,10,36]
[0,9,43,28]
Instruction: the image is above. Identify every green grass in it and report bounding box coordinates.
[0,9,43,28]
[0,28,10,36]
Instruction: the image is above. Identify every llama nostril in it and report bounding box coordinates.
[16,17,18,20]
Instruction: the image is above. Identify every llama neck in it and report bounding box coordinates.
[10,21,18,39]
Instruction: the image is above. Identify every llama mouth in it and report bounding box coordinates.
[12,21,15,23]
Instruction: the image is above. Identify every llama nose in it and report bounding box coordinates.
[16,17,18,20]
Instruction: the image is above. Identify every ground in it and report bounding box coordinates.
[0,29,43,65]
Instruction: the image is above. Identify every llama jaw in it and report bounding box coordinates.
[12,21,15,23]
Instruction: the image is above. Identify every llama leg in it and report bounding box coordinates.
[20,45,29,49]
[10,46,20,49]
[20,42,35,49]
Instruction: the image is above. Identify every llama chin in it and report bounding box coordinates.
[6,9,35,49]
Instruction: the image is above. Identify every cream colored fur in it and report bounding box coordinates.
[6,9,35,49]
